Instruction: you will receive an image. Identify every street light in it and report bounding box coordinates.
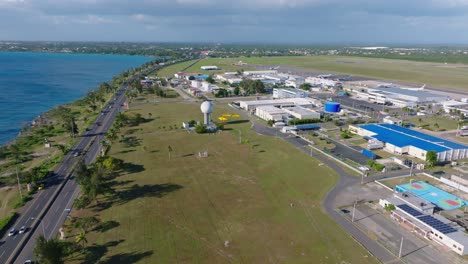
[31,217,46,237]
[352,199,357,222]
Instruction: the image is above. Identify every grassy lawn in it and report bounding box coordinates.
[235,56,468,92]
[407,116,460,131]
[372,150,397,159]
[378,174,439,190]
[66,101,377,264]
[0,186,18,219]
[153,56,468,92]
[349,139,367,145]
[153,60,198,78]
[182,58,255,75]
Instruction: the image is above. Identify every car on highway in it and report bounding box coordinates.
[24,260,33,264]
[37,183,44,190]
[8,228,16,236]
[73,151,80,157]
[19,226,26,234]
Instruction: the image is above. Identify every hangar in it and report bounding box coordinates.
[352,124,468,161]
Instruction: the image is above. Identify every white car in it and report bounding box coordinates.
[8,228,16,236]
[19,226,26,234]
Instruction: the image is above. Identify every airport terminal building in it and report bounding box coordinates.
[351,124,468,161]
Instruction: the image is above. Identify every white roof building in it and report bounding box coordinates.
[380,193,468,256]
[201,82,219,92]
[201,66,219,70]
[282,106,320,120]
[243,70,277,76]
[255,106,287,121]
[305,77,339,87]
[273,88,307,99]
[383,116,403,125]
[239,98,317,111]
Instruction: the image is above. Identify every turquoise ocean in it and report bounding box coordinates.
[0,52,152,145]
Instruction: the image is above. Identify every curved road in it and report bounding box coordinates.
[249,121,400,263]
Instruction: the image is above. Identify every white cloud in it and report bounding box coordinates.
[73,14,117,24]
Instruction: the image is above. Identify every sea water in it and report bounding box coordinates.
[0,52,152,145]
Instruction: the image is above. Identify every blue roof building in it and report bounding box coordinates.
[354,124,468,161]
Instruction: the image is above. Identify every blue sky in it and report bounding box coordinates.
[1,0,468,44]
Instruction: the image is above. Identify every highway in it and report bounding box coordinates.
[0,62,170,264]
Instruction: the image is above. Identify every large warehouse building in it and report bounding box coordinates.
[239,98,318,111]
[351,124,468,161]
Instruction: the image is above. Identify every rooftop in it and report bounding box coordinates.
[372,87,446,99]
[360,124,468,152]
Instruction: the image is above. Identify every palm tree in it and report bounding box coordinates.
[56,144,68,155]
[105,128,118,144]
[75,231,88,252]
[34,235,66,264]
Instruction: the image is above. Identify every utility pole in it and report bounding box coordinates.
[16,166,23,199]
[409,160,414,177]
[398,236,404,258]
[71,118,75,138]
[352,200,357,222]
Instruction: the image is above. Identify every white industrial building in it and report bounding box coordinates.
[305,77,339,87]
[380,192,468,256]
[200,82,219,92]
[367,138,384,149]
[255,106,287,121]
[243,70,277,76]
[273,88,307,99]
[285,77,305,88]
[352,124,468,161]
[282,106,320,119]
[441,100,468,117]
[201,66,219,70]
[261,74,287,83]
[352,87,448,107]
[216,74,242,84]
[191,80,202,89]
[383,116,403,125]
[239,98,317,111]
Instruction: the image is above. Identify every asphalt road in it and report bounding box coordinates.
[0,84,127,264]
[14,86,127,264]
[1,62,172,264]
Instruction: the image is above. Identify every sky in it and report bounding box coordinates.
[1,0,468,44]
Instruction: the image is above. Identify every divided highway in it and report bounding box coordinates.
[0,62,169,264]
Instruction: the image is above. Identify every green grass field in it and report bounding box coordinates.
[154,56,468,92]
[182,58,255,75]
[154,60,198,78]
[67,101,377,264]
[185,56,468,92]
[407,116,459,131]
[155,58,255,78]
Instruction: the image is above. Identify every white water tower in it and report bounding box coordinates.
[200,101,213,125]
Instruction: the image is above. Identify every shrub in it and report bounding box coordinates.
[195,125,207,134]
[384,204,396,211]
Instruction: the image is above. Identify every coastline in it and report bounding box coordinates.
[0,51,153,146]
